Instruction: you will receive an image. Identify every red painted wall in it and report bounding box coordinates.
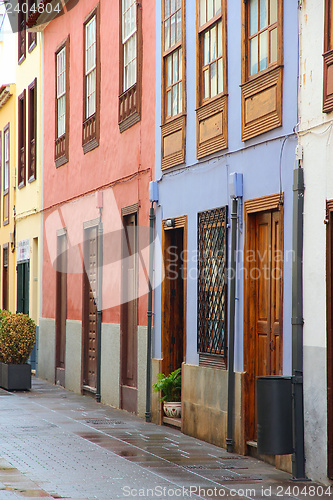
[42,0,155,326]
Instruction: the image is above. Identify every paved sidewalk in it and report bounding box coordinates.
[0,378,329,499]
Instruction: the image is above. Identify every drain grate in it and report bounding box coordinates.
[84,419,124,425]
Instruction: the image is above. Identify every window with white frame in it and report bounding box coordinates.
[85,15,97,119]
[56,47,66,138]
[122,0,137,92]
[4,128,9,192]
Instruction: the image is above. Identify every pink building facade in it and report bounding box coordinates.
[36,0,155,416]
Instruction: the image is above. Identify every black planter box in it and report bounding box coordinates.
[0,362,31,390]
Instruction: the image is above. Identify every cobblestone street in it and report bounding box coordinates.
[0,378,327,499]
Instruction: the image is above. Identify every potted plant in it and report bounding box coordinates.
[0,310,36,390]
[153,367,181,418]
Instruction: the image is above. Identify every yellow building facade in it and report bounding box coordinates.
[15,27,42,333]
[0,84,16,314]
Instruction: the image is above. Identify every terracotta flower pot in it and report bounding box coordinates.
[163,401,181,418]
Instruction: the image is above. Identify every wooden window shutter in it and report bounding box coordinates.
[324,0,333,112]
[28,78,37,182]
[18,90,26,188]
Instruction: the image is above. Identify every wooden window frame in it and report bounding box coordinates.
[241,0,283,141]
[323,0,333,112]
[55,36,70,167]
[18,90,26,188]
[27,0,37,52]
[82,4,100,154]
[18,0,26,64]
[118,0,142,132]
[161,0,186,170]
[28,79,37,182]
[196,0,228,158]
[3,124,9,225]
[2,243,8,311]
[0,131,2,225]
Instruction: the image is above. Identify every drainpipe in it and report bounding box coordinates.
[227,197,238,453]
[145,202,155,422]
[96,203,103,403]
[291,165,306,479]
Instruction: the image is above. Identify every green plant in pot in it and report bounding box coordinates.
[153,367,181,418]
[0,310,36,391]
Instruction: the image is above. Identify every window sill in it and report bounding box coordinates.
[28,175,36,183]
[28,40,37,53]
[18,54,26,65]
[119,111,140,133]
[243,63,281,86]
[55,155,68,168]
[3,220,9,227]
[18,181,26,190]
[83,137,99,154]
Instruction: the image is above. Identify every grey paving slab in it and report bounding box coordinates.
[0,378,330,499]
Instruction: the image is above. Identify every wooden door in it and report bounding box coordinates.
[56,234,67,384]
[83,226,98,390]
[120,213,138,413]
[246,209,283,441]
[162,227,184,376]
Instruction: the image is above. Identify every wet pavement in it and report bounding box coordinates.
[0,378,330,499]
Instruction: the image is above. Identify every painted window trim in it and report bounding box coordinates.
[82,4,100,153]
[323,0,333,112]
[161,0,186,170]
[27,0,37,52]
[18,89,26,189]
[240,0,283,141]
[196,0,228,158]
[18,0,26,64]
[3,124,9,226]
[118,0,142,132]
[28,78,37,183]
[55,36,70,167]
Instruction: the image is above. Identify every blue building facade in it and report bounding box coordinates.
[152,0,298,463]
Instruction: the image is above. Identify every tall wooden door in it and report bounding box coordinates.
[55,233,67,386]
[82,226,98,391]
[162,227,184,376]
[246,209,283,442]
[120,213,138,413]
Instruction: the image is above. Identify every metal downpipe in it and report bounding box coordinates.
[96,212,103,403]
[291,166,306,479]
[145,203,155,422]
[227,197,238,453]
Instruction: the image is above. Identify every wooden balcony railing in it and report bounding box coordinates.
[82,114,97,152]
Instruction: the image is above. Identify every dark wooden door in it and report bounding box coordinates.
[56,234,67,383]
[162,227,184,376]
[83,226,98,390]
[248,210,283,441]
[120,214,138,413]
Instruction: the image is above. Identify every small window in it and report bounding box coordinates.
[122,0,137,92]
[28,0,37,51]
[247,0,278,77]
[18,90,26,187]
[55,37,70,166]
[198,0,225,103]
[118,0,142,131]
[28,78,37,181]
[197,206,228,360]
[18,0,26,63]
[4,126,10,224]
[83,6,100,152]
[240,0,283,140]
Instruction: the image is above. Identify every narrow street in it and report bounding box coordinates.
[0,379,326,499]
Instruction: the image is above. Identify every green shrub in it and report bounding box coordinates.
[0,311,36,364]
[152,368,181,402]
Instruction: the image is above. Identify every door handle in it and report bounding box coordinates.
[269,339,274,351]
